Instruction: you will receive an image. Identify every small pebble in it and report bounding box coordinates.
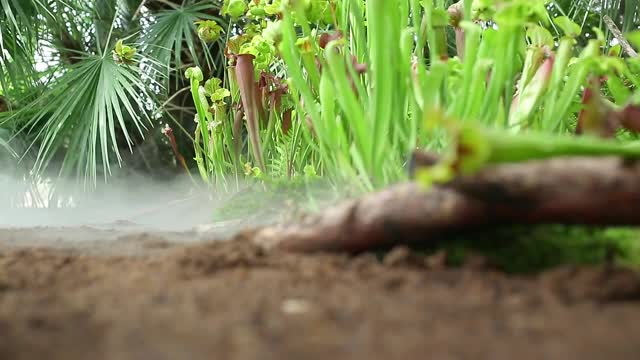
[281,298,312,315]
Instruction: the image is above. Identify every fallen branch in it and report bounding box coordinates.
[603,15,638,58]
[253,157,640,253]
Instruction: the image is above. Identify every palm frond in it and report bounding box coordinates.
[553,0,640,44]
[0,0,227,185]
[140,2,225,83]
[0,127,17,158]
[5,51,159,186]
[0,0,40,96]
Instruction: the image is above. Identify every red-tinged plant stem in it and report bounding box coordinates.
[162,126,191,176]
[448,1,465,59]
[576,76,610,137]
[509,51,554,129]
[262,74,291,134]
[282,109,292,135]
[235,54,265,171]
[257,72,269,125]
[455,27,465,59]
[575,85,595,135]
[619,105,640,133]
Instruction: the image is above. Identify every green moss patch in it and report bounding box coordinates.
[432,225,640,273]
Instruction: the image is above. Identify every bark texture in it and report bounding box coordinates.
[254,157,640,253]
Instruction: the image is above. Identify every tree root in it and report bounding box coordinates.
[253,157,640,253]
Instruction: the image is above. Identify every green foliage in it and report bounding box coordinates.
[239,35,276,70]
[112,40,137,64]
[139,2,225,83]
[171,0,640,192]
[0,128,16,158]
[553,0,640,39]
[435,225,640,273]
[222,0,248,18]
[4,0,640,193]
[10,53,157,185]
[414,114,640,187]
[0,0,224,184]
[204,78,231,103]
[195,20,224,43]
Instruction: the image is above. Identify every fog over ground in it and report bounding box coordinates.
[0,170,237,231]
[0,167,345,238]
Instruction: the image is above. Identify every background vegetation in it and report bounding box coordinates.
[1,0,640,194]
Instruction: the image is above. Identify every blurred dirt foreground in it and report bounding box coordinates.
[1,157,640,359]
[1,231,640,360]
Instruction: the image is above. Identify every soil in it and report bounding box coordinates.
[1,227,640,359]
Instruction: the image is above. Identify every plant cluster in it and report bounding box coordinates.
[175,0,640,191]
[0,0,227,186]
[3,0,640,192]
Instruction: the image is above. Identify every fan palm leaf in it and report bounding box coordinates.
[553,0,640,41]
[0,0,40,97]
[4,49,159,186]
[1,0,227,185]
[0,127,16,158]
[140,1,225,84]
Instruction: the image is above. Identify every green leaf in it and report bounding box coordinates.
[195,19,224,43]
[204,77,222,96]
[185,67,204,82]
[553,16,581,38]
[112,39,136,64]
[526,24,554,48]
[627,30,640,51]
[592,26,606,44]
[431,8,450,27]
[222,0,248,18]
[239,35,276,70]
[204,77,230,102]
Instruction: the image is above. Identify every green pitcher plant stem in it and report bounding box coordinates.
[173,0,640,190]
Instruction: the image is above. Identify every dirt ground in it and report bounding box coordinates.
[1,227,640,360]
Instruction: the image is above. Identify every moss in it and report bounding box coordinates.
[432,225,640,273]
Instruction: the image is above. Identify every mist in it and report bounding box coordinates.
[0,167,348,238]
[0,172,208,229]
